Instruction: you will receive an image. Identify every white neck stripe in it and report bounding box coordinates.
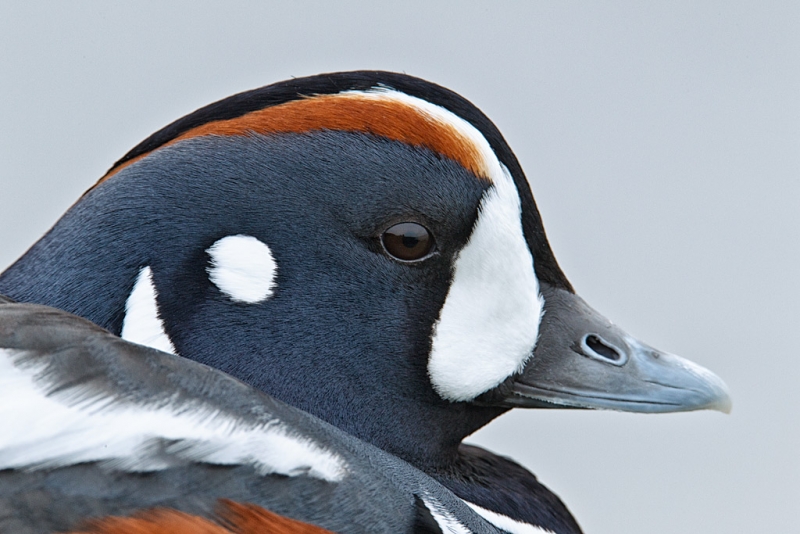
[464,500,555,534]
[421,494,472,534]
[121,266,176,354]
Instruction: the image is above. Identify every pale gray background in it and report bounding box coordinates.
[1,2,797,533]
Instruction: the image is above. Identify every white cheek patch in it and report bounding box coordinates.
[206,235,277,303]
[428,165,544,402]
[121,266,176,354]
[0,348,347,482]
[464,500,554,534]
[349,88,544,402]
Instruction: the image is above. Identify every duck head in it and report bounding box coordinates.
[0,71,730,465]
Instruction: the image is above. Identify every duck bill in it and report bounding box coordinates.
[499,285,732,414]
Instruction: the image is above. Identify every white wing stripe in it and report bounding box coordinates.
[0,348,347,482]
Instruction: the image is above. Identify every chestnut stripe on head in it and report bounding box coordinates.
[95,90,494,186]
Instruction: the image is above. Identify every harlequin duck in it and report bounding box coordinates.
[0,71,730,533]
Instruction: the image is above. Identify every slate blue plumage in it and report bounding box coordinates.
[0,71,730,533]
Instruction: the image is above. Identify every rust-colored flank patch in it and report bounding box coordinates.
[95,92,491,188]
[68,499,333,534]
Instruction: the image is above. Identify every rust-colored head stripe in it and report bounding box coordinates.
[69,499,333,534]
[96,92,490,187]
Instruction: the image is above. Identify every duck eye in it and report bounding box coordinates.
[381,222,434,262]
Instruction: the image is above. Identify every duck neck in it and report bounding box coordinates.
[313,395,509,469]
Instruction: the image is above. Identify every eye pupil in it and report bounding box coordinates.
[382,222,434,261]
[401,235,419,249]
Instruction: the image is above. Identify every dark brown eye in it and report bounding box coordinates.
[381,222,434,262]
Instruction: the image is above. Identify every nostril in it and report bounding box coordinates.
[584,334,621,362]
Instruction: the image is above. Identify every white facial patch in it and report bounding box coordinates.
[464,500,554,534]
[428,165,543,402]
[121,266,176,354]
[206,235,277,303]
[0,348,347,482]
[349,88,544,402]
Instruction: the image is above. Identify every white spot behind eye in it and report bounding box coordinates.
[206,235,277,303]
